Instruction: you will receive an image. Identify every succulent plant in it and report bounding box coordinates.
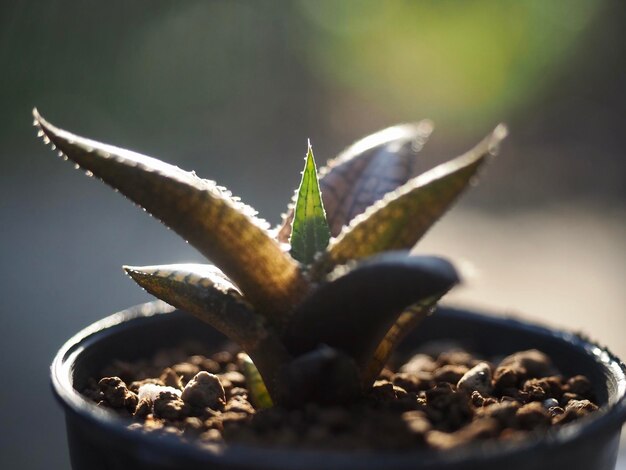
[34,109,506,408]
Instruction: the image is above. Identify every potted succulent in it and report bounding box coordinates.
[36,110,626,470]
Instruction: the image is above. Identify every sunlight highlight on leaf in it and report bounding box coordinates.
[289,142,331,265]
[363,296,440,385]
[238,353,273,409]
[34,109,309,320]
[313,125,507,276]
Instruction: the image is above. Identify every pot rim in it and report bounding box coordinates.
[51,301,626,468]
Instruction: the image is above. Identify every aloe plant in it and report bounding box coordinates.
[34,109,506,407]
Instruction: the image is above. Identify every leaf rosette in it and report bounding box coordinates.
[35,109,506,406]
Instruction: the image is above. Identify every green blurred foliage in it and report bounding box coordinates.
[0,0,620,210]
[298,0,600,132]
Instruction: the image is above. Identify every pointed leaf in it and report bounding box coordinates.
[34,109,308,319]
[289,143,330,265]
[283,253,459,369]
[312,125,507,276]
[277,121,433,241]
[124,264,266,350]
[362,296,440,386]
[238,353,273,409]
[124,263,292,401]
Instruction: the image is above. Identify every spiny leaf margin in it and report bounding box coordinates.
[312,125,508,277]
[289,142,331,265]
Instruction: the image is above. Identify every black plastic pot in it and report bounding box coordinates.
[52,301,626,470]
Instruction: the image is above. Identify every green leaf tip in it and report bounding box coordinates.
[289,141,331,265]
[238,353,273,409]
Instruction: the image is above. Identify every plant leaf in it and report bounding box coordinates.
[34,109,309,320]
[283,253,459,370]
[123,264,262,347]
[362,296,440,386]
[238,353,273,409]
[124,263,292,400]
[277,121,433,241]
[312,125,507,277]
[289,142,330,265]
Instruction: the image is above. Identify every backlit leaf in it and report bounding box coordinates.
[312,125,507,276]
[124,263,291,400]
[34,109,309,320]
[289,142,330,265]
[238,353,273,409]
[277,121,432,241]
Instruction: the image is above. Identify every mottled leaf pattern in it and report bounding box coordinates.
[277,121,433,241]
[238,353,273,409]
[313,125,507,276]
[34,110,309,320]
[124,263,292,400]
[123,264,261,346]
[289,143,330,265]
[37,106,505,406]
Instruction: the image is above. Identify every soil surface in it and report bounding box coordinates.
[83,342,599,452]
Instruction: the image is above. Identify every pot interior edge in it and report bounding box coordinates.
[52,302,626,468]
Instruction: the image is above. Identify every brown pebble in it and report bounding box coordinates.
[153,391,189,420]
[160,368,182,390]
[566,375,592,397]
[393,372,433,392]
[211,351,234,367]
[566,399,598,413]
[553,399,598,425]
[172,363,201,382]
[400,354,437,374]
[499,350,556,378]
[98,377,138,412]
[433,365,469,384]
[493,366,523,391]
[477,401,520,428]
[426,384,472,431]
[470,391,497,408]
[189,355,221,374]
[436,351,480,369]
[182,371,226,410]
[221,411,251,426]
[133,398,152,418]
[225,396,255,415]
[516,402,550,430]
[548,406,565,420]
[522,376,562,401]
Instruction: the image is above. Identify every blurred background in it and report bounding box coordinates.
[1,0,624,468]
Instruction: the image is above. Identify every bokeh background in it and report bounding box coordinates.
[1,1,624,468]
